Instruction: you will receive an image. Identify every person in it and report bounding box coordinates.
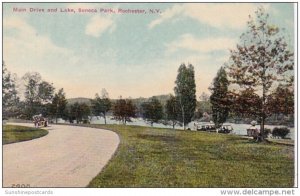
[33,115,39,128]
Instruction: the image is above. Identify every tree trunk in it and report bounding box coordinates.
[259,65,267,142]
[181,105,185,130]
[55,105,58,124]
[259,116,265,142]
[104,112,107,124]
[259,77,267,141]
[55,111,58,124]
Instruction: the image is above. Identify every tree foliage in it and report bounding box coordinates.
[22,72,55,119]
[68,102,91,123]
[50,88,68,123]
[227,7,294,136]
[141,97,163,126]
[113,98,136,124]
[199,92,209,102]
[174,63,197,129]
[165,95,180,129]
[233,89,262,118]
[91,89,111,124]
[209,67,230,128]
[38,81,55,104]
[266,85,294,116]
[3,62,20,118]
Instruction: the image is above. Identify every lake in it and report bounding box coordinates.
[57,116,295,140]
[91,116,296,140]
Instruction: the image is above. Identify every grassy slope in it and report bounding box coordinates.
[3,125,48,144]
[83,124,294,188]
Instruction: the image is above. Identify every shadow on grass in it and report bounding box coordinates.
[137,134,180,142]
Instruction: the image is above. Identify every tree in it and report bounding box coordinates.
[209,67,230,128]
[266,85,294,118]
[174,63,197,130]
[38,81,55,104]
[22,72,42,119]
[199,92,209,101]
[227,7,294,138]
[113,98,136,124]
[165,95,180,129]
[141,97,163,126]
[233,89,261,118]
[68,102,91,124]
[91,89,111,124]
[50,88,68,123]
[2,62,20,118]
[22,72,55,119]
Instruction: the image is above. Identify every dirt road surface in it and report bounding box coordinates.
[3,123,119,187]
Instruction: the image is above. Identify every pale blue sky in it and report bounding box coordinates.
[3,3,294,99]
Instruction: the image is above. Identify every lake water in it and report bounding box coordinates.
[57,116,295,140]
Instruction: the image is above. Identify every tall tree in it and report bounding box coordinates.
[141,97,163,126]
[50,88,68,123]
[38,81,55,104]
[2,62,20,118]
[22,72,55,119]
[165,95,180,129]
[113,98,136,124]
[174,63,197,130]
[227,7,294,138]
[22,72,42,118]
[91,89,111,124]
[209,67,230,128]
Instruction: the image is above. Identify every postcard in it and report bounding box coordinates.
[2,1,297,195]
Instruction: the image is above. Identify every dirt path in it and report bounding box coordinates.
[3,123,119,187]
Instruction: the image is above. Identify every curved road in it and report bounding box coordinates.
[3,123,119,187]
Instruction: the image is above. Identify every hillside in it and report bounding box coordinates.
[67,94,172,106]
[67,97,92,106]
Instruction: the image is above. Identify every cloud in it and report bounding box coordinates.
[85,15,115,37]
[166,34,237,54]
[3,16,76,84]
[3,16,71,61]
[148,4,184,29]
[149,3,267,29]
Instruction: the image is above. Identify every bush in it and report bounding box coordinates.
[262,128,271,138]
[272,127,290,139]
[82,119,90,124]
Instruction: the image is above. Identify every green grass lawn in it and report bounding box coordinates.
[3,125,48,144]
[81,124,294,188]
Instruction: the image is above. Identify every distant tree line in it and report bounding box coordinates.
[3,62,198,129]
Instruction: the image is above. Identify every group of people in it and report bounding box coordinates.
[32,114,48,128]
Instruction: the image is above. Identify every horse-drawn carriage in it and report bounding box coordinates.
[32,114,48,128]
[196,122,216,131]
[217,124,234,133]
[195,122,234,134]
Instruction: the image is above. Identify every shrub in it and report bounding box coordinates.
[272,127,290,139]
[262,128,271,138]
[82,119,90,124]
